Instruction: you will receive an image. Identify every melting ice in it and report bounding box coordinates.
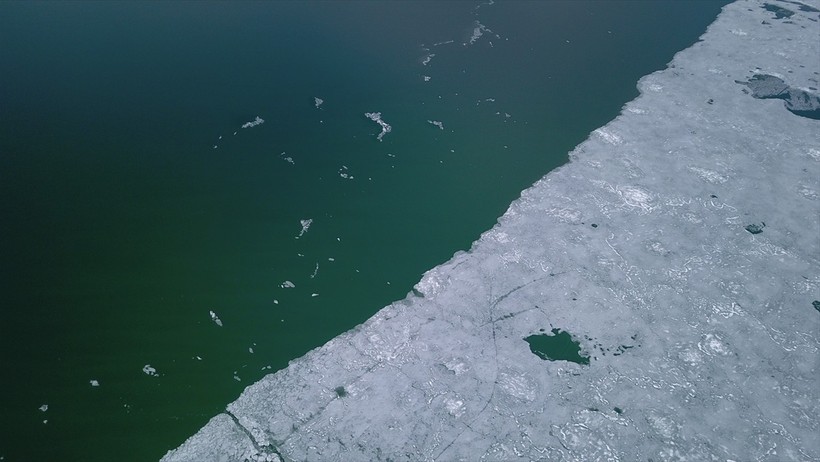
[365,112,392,141]
[241,116,264,129]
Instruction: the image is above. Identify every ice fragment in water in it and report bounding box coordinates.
[365,112,392,141]
[38,405,48,412]
[209,310,223,327]
[297,219,313,238]
[142,365,159,377]
[280,281,295,289]
[240,116,264,129]
[427,120,444,130]
[89,380,99,387]
[314,97,324,108]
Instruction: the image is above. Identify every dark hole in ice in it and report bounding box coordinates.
[707,98,714,104]
[813,300,820,312]
[745,223,765,234]
[763,3,795,19]
[591,223,598,228]
[334,386,348,398]
[710,194,718,198]
[524,329,590,365]
[614,407,624,415]
[737,74,820,120]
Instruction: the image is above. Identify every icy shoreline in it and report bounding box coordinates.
[163,1,819,460]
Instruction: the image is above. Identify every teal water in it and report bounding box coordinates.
[0,2,727,460]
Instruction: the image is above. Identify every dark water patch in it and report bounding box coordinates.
[778,0,820,13]
[614,406,624,415]
[737,74,820,120]
[763,3,795,19]
[524,329,589,365]
[334,386,348,398]
[745,222,765,234]
[813,300,820,312]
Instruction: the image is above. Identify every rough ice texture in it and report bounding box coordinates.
[163,1,820,461]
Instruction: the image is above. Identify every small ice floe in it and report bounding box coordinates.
[314,97,324,109]
[213,145,218,149]
[194,356,202,361]
[218,135,222,140]
[209,310,223,327]
[233,373,241,382]
[310,262,319,279]
[280,151,295,164]
[241,116,264,129]
[466,20,492,45]
[248,347,254,354]
[39,404,48,412]
[273,299,279,304]
[233,131,237,135]
[338,166,354,180]
[262,365,272,370]
[280,280,295,289]
[327,257,335,262]
[365,112,392,141]
[297,219,313,238]
[89,380,100,387]
[311,293,319,297]
[142,365,159,377]
[423,75,431,82]
[427,120,444,130]
[421,53,435,66]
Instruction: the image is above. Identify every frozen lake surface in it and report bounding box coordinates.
[161,0,820,460]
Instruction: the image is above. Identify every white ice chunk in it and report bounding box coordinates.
[209,310,223,327]
[39,404,48,412]
[280,281,295,289]
[142,365,158,377]
[241,116,264,129]
[365,112,392,141]
[89,380,99,387]
[314,97,324,108]
[427,120,444,130]
[297,219,312,238]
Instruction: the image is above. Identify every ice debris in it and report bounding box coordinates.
[427,120,444,130]
[39,405,48,412]
[280,281,295,289]
[209,310,223,327]
[314,97,324,108]
[365,112,392,141]
[241,116,264,129]
[297,219,312,238]
[89,380,100,387]
[142,365,158,377]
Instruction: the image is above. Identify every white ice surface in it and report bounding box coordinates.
[163,2,819,461]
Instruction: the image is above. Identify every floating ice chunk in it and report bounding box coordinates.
[433,39,454,46]
[465,20,498,45]
[427,120,444,130]
[338,166,354,180]
[314,97,324,108]
[327,257,335,262]
[39,404,48,412]
[279,151,295,165]
[421,53,435,66]
[310,262,319,279]
[423,75,431,82]
[209,310,223,327]
[248,347,254,354]
[241,116,264,129]
[218,135,222,140]
[365,112,392,141]
[280,280,295,289]
[297,219,312,238]
[89,380,99,387]
[195,356,202,360]
[233,373,241,382]
[311,293,319,297]
[142,365,158,377]
[212,145,218,149]
[273,299,279,304]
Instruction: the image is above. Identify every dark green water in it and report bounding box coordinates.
[0,1,727,460]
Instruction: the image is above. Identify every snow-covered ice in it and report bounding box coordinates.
[163,2,820,461]
[142,365,158,377]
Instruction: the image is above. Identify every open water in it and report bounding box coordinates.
[0,1,727,460]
